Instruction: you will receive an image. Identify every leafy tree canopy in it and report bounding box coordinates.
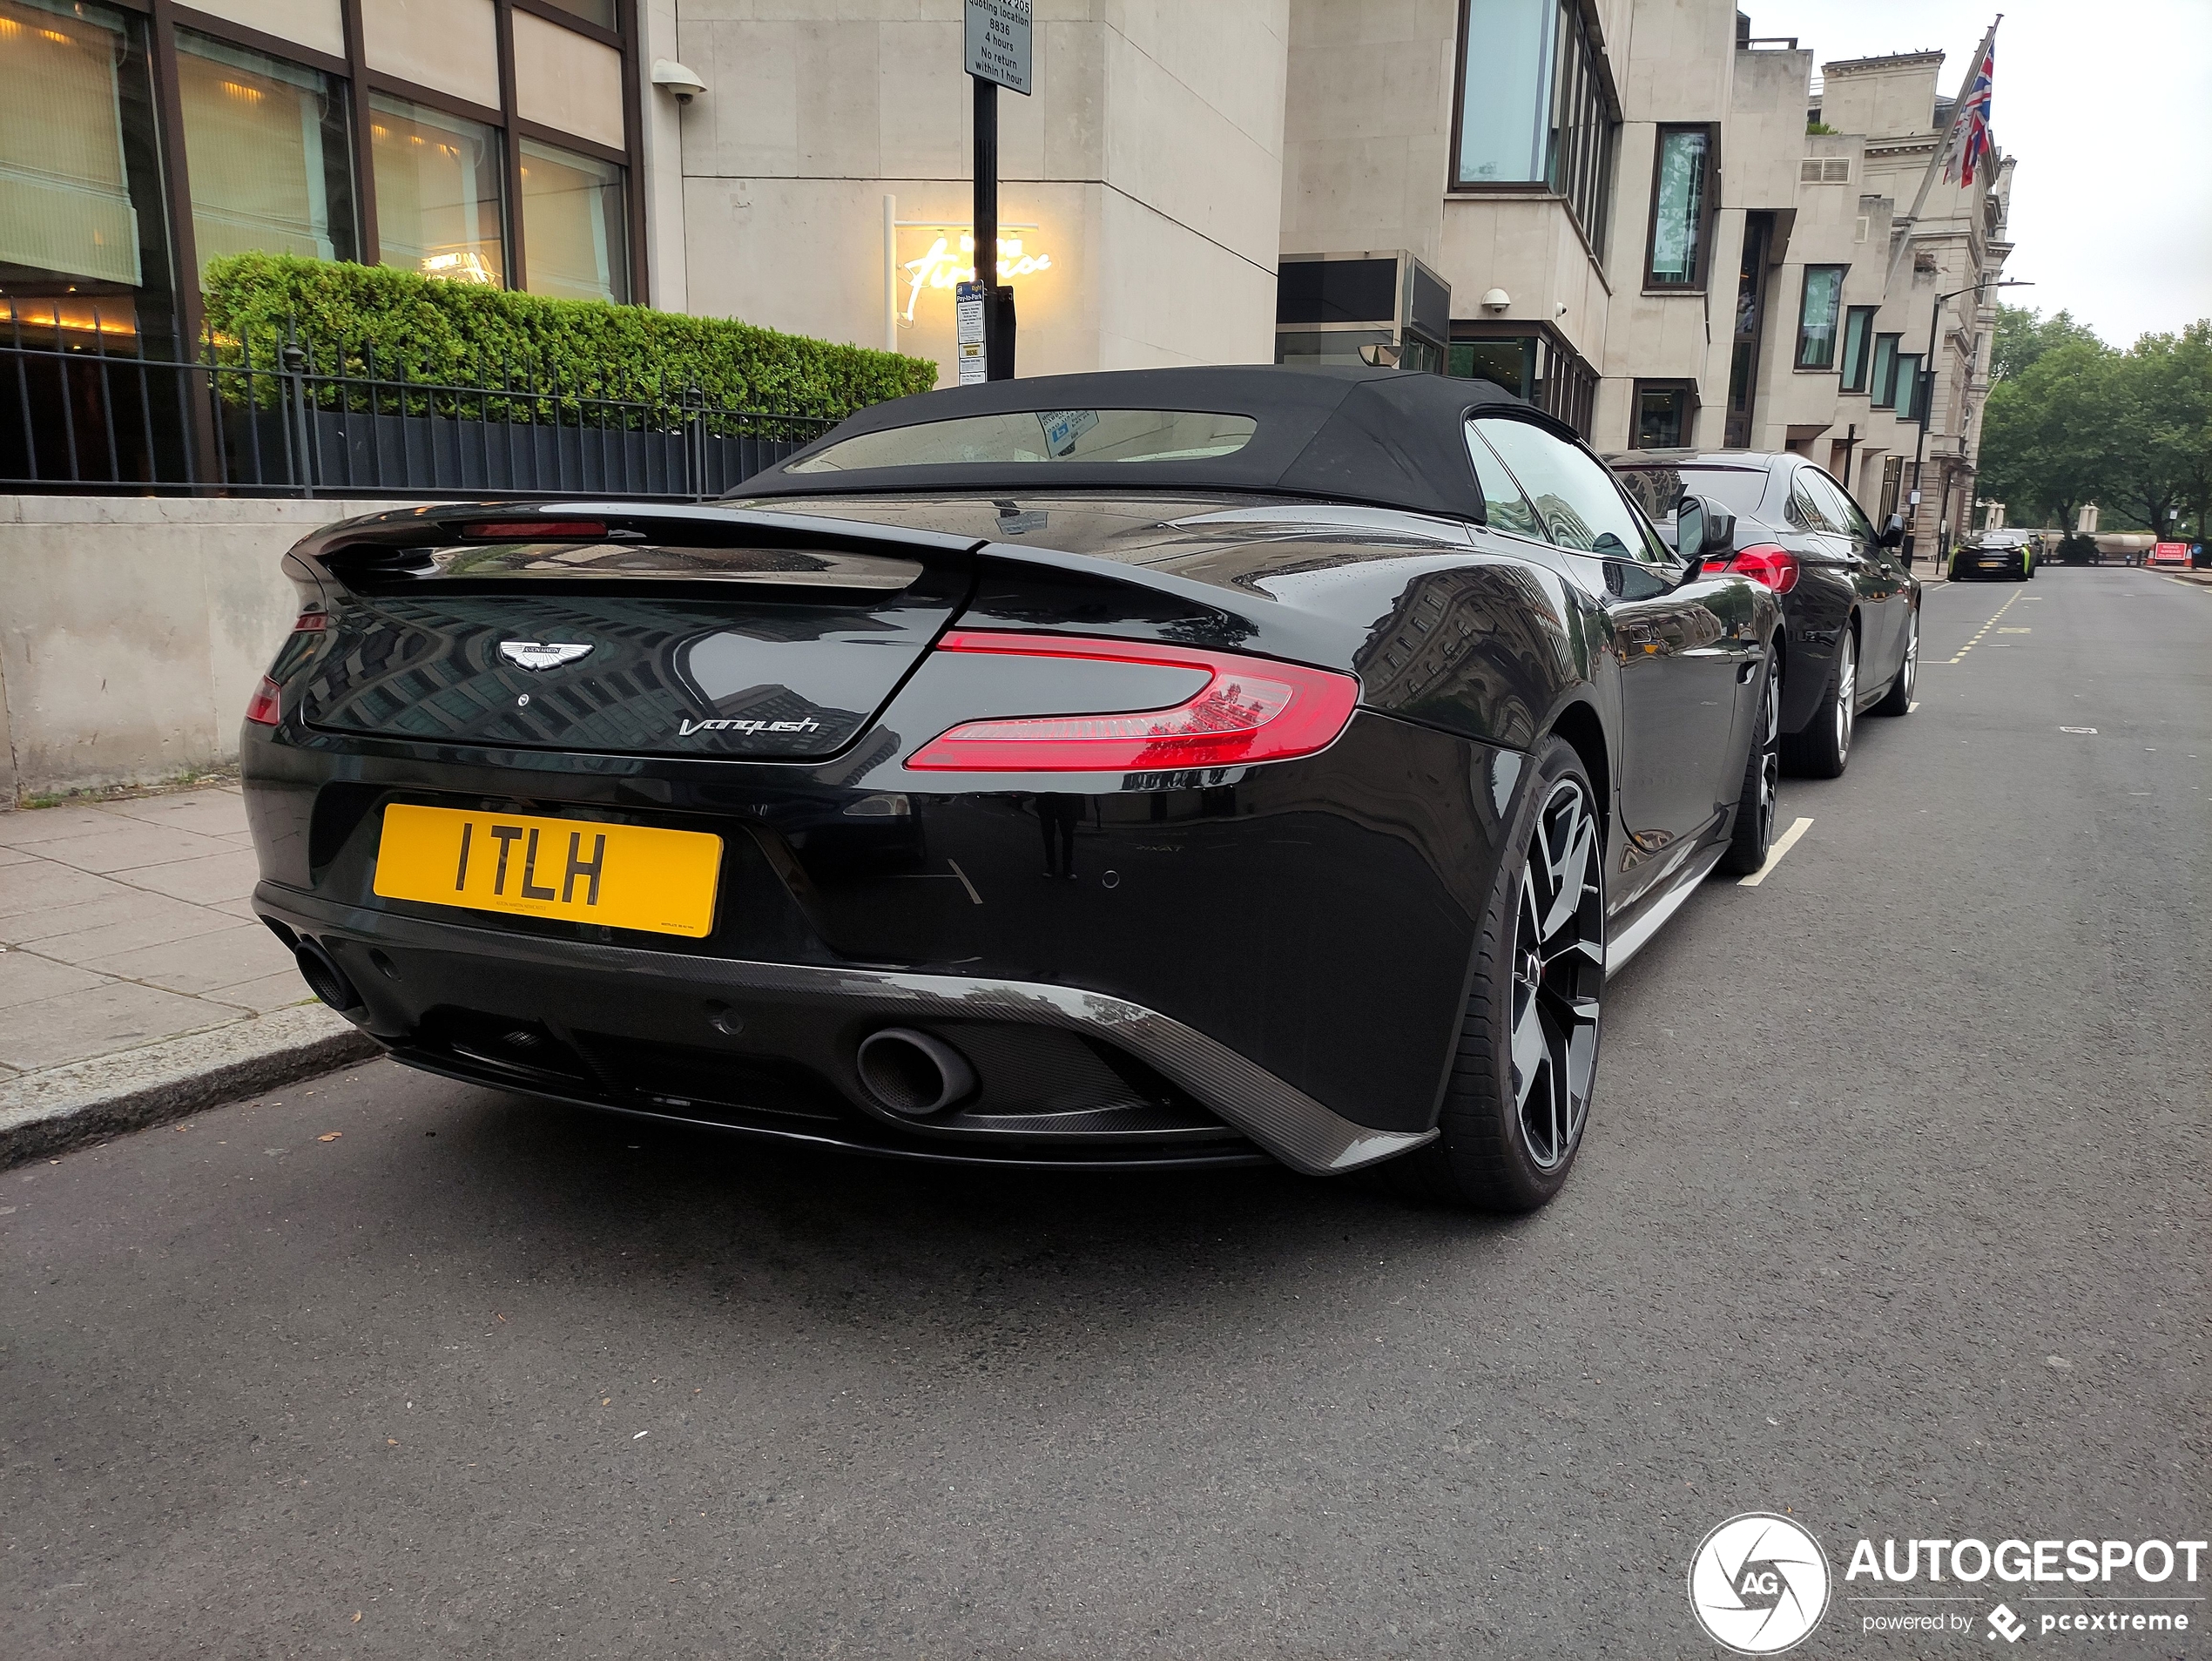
[1979,308,2211,538]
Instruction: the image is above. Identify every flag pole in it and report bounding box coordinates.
[1884,15,2000,291]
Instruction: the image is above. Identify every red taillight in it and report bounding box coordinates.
[245,675,283,726]
[1704,542,1799,594]
[293,610,328,631]
[906,631,1360,773]
[457,519,607,540]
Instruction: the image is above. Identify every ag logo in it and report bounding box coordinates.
[1688,1513,1831,1654]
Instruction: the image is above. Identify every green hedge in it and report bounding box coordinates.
[200,253,938,418]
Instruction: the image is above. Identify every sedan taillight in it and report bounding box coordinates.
[1702,542,1800,594]
[906,631,1360,773]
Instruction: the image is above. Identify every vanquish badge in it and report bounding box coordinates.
[498,641,593,671]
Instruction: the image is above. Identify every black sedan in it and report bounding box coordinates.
[1608,449,1919,778]
[243,367,1779,1212]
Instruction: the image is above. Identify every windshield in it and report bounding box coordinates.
[787,408,1259,473]
[1610,463,1770,523]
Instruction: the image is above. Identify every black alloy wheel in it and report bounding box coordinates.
[1871,607,1918,716]
[1783,627,1855,779]
[1719,652,1781,875]
[1385,735,1604,1212]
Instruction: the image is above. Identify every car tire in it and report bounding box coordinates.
[1871,607,1917,716]
[1718,652,1781,876]
[1381,734,1603,1212]
[1782,628,1856,779]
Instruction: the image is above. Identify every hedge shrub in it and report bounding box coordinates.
[200,253,938,418]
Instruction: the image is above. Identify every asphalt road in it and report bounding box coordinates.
[3,567,2205,1660]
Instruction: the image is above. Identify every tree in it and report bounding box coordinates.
[1988,304,2104,383]
[1978,310,2212,537]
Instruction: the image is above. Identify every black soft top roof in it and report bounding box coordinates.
[735,364,1572,524]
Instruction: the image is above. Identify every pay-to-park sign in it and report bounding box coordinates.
[965,0,1031,96]
[964,0,1031,381]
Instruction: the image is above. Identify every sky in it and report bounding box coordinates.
[1748,0,2212,346]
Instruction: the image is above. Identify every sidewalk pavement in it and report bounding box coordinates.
[0,785,372,1164]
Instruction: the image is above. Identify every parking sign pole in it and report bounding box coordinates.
[972,74,1000,380]
[965,0,1031,381]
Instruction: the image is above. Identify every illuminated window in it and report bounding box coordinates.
[369,91,505,287]
[518,138,625,304]
[177,30,356,277]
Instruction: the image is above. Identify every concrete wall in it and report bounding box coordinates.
[0,497,407,806]
[673,0,1287,381]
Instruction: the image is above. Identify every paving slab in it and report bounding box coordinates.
[0,785,369,1164]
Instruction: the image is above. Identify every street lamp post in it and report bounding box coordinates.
[1907,276,2031,568]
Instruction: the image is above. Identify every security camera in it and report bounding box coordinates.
[1480,287,1511,313]
[652,59,707,104]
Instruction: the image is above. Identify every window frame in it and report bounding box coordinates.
[1838,305,1878,392]
[54,0,649,335]
[1628,379,1698,450]
[1892,351,1924,421]
[1449,0,1620,254]
[1869,332,1901,408]
[1793,264,1849,370]
[1643,123,1716,291]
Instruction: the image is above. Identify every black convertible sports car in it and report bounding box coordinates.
[244,366,1780,1211]
[1608,449,1919,778]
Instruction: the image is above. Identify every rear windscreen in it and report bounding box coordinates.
[1611,464,1770,523]
[787,409,1258,472]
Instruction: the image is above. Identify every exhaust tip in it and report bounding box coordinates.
[855,1028,975,1117]
[293,941,363,1013]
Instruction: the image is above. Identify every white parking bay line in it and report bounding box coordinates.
[1738,816,1814,888]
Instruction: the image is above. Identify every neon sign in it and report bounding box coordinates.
[901,232,1053,322]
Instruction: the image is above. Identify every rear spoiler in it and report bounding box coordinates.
[281,500,984,592]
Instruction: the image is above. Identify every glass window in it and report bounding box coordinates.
[1455,0,1554,185]
[1839,306,1877,392]
[369,92,506,287]
[176,31,356,277]
[787,410,1258,473]
[1795,266,1846,369]
[1455,0,1615,248]
[1447,336,1534,399]
[1471,415,1663,563]
[1788,472,1840,533]
[1462,421,1547,540]
[532,0,615,26]
[1632,383,1692,449]
[1647,127,1710,287]
[1612,463,1771,523]
[1807,470,1875,542]
[518,138,626,304]
[0,0,181,348]
[1869,333,1900,408]
[1892,352,1923,420]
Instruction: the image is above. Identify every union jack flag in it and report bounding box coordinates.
[1946,38,1995,186]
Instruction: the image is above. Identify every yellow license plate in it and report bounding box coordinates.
[373,804,722,938]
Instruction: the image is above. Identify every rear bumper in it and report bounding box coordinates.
[255,884,1433,1176]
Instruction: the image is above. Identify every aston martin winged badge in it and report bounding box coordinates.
[498,641,593,671]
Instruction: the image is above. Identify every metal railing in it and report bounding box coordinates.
[0,313,837,501]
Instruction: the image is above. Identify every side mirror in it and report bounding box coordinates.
[1878,517,1904,549]
[1674,498,1706,566]
[1671,495,1736,579]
